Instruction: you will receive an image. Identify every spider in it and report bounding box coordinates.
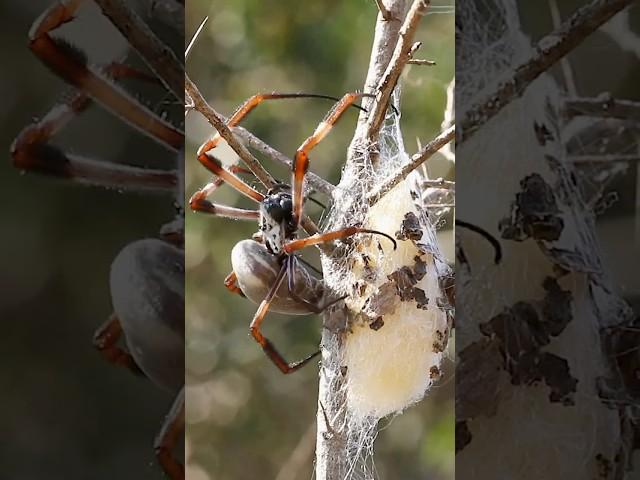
[189,91,397,374]
[11,1,185,478]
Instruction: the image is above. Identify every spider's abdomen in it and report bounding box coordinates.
[231,239,325,315]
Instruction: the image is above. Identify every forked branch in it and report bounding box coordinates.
[459,0,636,144]
[95,0,183,99]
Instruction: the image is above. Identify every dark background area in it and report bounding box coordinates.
[1,2,182,478]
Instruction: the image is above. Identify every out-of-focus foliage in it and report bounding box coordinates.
[185,1,454,479]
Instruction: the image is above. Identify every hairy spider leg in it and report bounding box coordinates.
[154,387,185,480]
[28,0,183,150]
[200,92,369,154]
[291,92,370,227]
[283,227,398,254]
[12,62,178,191]
[224,271,246,298]
[189,164,260,218]
[195,93,369,197]
[93,313,144,376]
[249,261,321,374]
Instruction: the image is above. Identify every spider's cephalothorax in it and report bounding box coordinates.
[260,184,296,254]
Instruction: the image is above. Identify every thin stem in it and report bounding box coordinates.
[408,59,436,66]
[233,126,336,197]
[368,125,455,205]
[94,0,183,99]
[564,95,640,122]
[365,0,431,143]
[374,0,394,21]
[185,74,278,188]
[459,0,635,144]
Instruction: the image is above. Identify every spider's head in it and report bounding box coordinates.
[260,186,295,255]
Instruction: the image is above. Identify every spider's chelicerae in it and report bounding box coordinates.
[11,1,185,478]
[190,92,397,374]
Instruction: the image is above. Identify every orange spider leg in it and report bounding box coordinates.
[291,92,369,226]
[249,260,320,374]
[283,227,397,254]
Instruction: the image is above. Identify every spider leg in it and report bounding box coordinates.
[250,261,320,374]
[291,92,369,227]
[199,92,369,154]
[28,0,183,150]
[196,151,265,202]
[12,63,177,191]
[189,165,260,218]
[224,271,246,298]
[154,387,185,480]
[93,314,144,376]
[283,227,397,254]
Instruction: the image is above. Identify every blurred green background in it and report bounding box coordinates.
[185,1,454,479]
[1,2,182,478]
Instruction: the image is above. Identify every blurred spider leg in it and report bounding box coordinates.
[291,92,369,226]
[28,1,183,150]
[93,314,144,376]
[12,66,178,191]
[224,271,246,298]
[283,227,397,254]
[250,262,320,374]
[154,387,185,480]
[196,151,265,202]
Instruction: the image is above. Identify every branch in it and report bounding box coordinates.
[459,0,635,144]
[316,2,413,479]
[408,59,436,66]
[94,0,183,99]
[564,94,640,122]
[365,0,431,142]
[367,125,455,205]
[185,74,277,188]
[233,126,336,197]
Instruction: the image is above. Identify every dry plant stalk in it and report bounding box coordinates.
[315,1,454,478]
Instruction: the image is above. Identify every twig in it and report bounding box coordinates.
[564,95,640,122]
[374,0,394,21]
[233,126,336,197]
[368,125,455,205]
[408,59,436,66]
[317,1,411,479]
[458,0,635,144]
[548,0,578,97]
[185,74,278,188]
[351,0,410,138]
[94,0,183,99]
[365,0,431,142]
